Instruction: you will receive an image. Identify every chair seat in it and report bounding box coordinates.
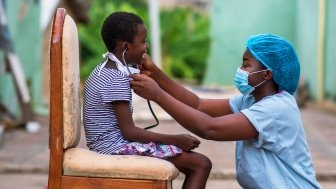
[63,148,180,180]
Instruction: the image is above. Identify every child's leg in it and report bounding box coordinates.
[167,151,212,189]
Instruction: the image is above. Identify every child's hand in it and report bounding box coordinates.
[139,53,158,77]
[175,134,200,151]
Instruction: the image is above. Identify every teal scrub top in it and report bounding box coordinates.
[229,91,321,189]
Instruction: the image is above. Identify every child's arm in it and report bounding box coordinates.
[139,55,233,117]
[112,100,200,151]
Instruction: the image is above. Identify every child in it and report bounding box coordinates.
[130,34,322,188]
[83,11,211,189]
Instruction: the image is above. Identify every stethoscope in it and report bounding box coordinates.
[100,50,159,130]
[122,50,159,130]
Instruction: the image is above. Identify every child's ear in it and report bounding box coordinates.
[123,42,128,52]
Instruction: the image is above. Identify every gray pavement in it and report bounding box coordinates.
[0,86,336,188]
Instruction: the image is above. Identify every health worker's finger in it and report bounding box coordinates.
[142,53,149,59]
[129,73,143,81]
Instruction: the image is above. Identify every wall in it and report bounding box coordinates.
[324,0,336,101]
[204,0,297,86]
[296,0,318,99]
[296,0,336,101]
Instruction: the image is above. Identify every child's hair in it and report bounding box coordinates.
[101,11,144,52]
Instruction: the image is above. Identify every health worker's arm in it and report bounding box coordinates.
[130,74,258,141]
[139,54,233,117]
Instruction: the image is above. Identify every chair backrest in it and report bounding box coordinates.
[49,8,81,187]
[49,8,81,150]
[61,13,81,149]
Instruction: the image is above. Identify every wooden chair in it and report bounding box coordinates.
[48,8,179,189]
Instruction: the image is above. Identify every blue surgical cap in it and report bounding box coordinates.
[246,34,300,95]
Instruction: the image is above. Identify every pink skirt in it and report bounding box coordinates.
[113,142,182,159]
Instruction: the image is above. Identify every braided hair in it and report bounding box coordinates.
[101,11,144,52]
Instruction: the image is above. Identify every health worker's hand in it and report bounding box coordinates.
[174,134,200,151]
[130,74,162,102]
[139,53,158,77]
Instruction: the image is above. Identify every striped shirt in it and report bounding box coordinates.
[83,63,133,154]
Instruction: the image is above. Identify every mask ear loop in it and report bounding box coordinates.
[122,47,159,129]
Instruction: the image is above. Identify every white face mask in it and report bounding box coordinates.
[98,50,140,76]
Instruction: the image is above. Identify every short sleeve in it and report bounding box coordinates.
[229,95,243,113]
[100,76,131,103]
[229,94,255,113]
[241,100,280,150]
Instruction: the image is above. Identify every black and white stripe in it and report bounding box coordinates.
[83,64,132,154]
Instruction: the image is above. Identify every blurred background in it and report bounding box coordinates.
[0,0,335,188]
[1,0,335,125]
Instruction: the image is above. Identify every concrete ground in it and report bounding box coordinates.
[0,173,336,189]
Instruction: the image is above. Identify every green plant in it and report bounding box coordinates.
[160,8,209,82]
